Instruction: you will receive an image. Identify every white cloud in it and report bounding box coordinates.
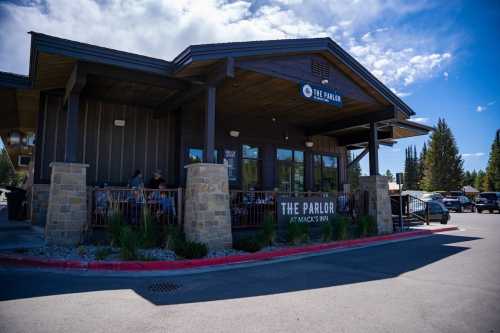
[462,152,485,158]
[476,105,486,112]
[410,117,429,123]
[487,101,496,106]
[443,71,448,80]
[391,88,412,97]
[0,0,453,92]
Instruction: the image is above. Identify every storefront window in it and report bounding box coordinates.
[277,148,304,192]
[242,144,260,190]
[188,148,218,164]
[313,154,338,192]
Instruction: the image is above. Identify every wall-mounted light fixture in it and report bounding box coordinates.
[321,79,329,85]
[305,141,314,148]
[114,119,126,127]
[229,130,240,138]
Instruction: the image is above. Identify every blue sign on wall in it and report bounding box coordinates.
[299,82,342,107]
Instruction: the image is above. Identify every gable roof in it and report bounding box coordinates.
[8,33,415,117]
[173,38,415,116]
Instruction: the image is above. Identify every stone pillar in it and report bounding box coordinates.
[45,162,89,245]
[31,184,50,226]
[359,175,393,234]
[184,163,232,250]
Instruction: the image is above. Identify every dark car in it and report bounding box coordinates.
[415,200,450,224]
[475,192,500,213]
[443,196,475,213]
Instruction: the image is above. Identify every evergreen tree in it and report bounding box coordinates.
[404,145,418,190]
[385,169,394,182]
[475,170,486,192]
[463,170,473,186]
[417,142,427,190]
[484,130,500,191]
[421,118,464,191]
[0,148,16,185]
[347,152,362,190]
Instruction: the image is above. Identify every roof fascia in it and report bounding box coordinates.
[28,32,174,77]
[0,71,30,89]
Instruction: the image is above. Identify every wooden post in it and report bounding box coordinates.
[64,93,80,162]
[204,85,216,163]
[368,121,379,176]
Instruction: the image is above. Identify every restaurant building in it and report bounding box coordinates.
[0,32,432,248]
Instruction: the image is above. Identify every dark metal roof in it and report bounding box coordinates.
[28,32,174,78]
[0,71,30,89]
[173,37,415,116]
[15,33,415,116]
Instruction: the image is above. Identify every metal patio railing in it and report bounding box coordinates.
[90,188,183,228]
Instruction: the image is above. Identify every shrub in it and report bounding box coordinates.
[119,226,138,260]
[358,215,377,237]
[108,210,123,247]
[77,245,86,257]
[321,222,333,242]
[258,213,276,246]
[139,207,160,248]
[175,241,208,259]
[233,237,263,253]
[287,222,310,245]
[332,215,349,240]
[94,247,112,261]
[164,225,184,251]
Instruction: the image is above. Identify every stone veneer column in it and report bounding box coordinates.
[45,162,89,245]
[359,175,393,234]
[184,163,232,250]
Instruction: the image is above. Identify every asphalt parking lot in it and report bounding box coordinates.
[0,212,499,333]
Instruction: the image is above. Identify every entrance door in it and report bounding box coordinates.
[277,148,304,192]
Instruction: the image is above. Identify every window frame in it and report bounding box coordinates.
[241,144,262,190]
[312,152,340,192]
[276,147,305,192]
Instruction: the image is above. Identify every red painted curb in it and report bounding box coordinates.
[0,226,458,271]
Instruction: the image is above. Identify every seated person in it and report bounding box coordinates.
[147,169,166,189]
[157,182,176,216]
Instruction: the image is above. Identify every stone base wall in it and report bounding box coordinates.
[184,163,232,250]
[45,162,89,246]
[30,184,50,226]
[359,175,393,234]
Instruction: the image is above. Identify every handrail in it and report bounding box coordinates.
[407,194,430,225]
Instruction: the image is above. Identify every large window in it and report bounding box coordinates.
[242,144,261,190]
[277,148,304,192]
[313,154,338,192]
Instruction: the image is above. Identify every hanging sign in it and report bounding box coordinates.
[276,196,336,225]
[299,82,342,107]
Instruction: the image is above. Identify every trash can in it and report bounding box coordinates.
[5,187,27,221]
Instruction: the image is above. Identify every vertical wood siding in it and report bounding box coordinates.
[37,93,177,186]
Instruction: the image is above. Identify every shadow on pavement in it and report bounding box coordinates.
[0,233,480,305]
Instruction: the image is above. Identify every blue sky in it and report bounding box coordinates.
[0,0,499,174]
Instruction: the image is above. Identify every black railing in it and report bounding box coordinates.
[391,194,429,226]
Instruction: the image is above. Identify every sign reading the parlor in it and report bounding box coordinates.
[277,196,336,225]
[224,149,239,183]
[299,82,342,107]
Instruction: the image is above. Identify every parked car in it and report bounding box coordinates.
[422,192,444,202]
[415,200,450,224]
[475,192,500,213]
[443,195,475,213]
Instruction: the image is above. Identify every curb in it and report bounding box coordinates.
[0,226,458,271]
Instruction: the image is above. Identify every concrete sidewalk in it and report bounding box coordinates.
[0,204,45,251]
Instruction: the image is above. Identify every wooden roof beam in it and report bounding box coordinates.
[307,107,395,136]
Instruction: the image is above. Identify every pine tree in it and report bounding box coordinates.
[385,169,394,182]
[421,118,464,191]
[404,145,418,190]
[0,148,17,186]
[347,152,362,190]
[484,130,500,191]
[417,142,427,190]
[475,170,486,192]
[464,170,473,186]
